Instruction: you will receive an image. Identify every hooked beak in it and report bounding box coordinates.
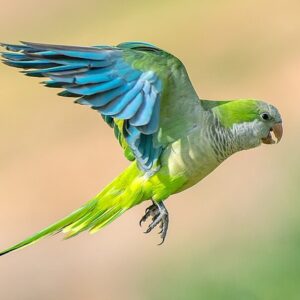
[262,123,283,144]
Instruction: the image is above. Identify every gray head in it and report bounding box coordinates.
[214,99,283,151]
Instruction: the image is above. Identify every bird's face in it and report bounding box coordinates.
[254,102,283,145]
[230,102,283,151]
[217,100,283,151]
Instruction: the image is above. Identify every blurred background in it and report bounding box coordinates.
[0,0,299,299]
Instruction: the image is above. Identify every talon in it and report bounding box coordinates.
[144,228,152,234]
[139,204,156,226]
[158,239,165,246]
[139,200,169,244]
[139,218,145,227]
[139,213,150,227]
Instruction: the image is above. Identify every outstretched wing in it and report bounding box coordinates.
[1,41,201,172]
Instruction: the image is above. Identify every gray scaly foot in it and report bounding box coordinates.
[139,200,169,245]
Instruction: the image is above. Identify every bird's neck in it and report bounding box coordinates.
[208,113,260,162]
[203,114,237,162]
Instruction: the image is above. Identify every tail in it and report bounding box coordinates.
[0,163,146,256]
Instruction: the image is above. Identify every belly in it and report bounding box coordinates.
[161,132,222,192]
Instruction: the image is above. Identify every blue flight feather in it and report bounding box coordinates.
[3,59,55,69]
[138,96,160,134]
[43,80,66,88]
[1,52,28,60]
[130,89,157,126]
[66,78,124,96]
[78,84,132,107]
[24,64,88,77]
[114,92,144,119]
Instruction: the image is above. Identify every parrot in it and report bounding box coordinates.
[0,41,283,256]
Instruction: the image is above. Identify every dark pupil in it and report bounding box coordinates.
[262,113,269,120]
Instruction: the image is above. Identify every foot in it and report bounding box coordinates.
[139,200,169,245]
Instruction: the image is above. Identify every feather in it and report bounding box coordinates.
[114,92,144,119]
[138,96,160,134]
[3,59,56,69]
[130,87,157,126]
[23,64,88,77]
[77,84,131,107]
[66,78,124,96]
[22,41,114,60]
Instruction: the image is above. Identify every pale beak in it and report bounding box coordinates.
[272,122,283,143]
[262,123,283,144]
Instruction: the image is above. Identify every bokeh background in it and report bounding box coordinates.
[0,0,299,299]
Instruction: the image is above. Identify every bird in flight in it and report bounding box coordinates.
[0,41,283,255]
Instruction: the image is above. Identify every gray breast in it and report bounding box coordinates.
[206,117,236,163]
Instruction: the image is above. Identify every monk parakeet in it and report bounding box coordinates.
[0,41,283,255]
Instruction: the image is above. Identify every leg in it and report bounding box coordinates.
[139,200,169,245]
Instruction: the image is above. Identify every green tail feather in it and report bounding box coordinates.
[0,163,144,256]
[0,200,97,256]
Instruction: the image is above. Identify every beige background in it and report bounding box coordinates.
[0,0,299,299]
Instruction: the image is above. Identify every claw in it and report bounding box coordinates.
[158,239,165,246]
[139,201,156,226]
[158,215,168,245]
[139,200,169,244]
[139,211,150,227]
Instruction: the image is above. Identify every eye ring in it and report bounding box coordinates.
[261,112,270,121]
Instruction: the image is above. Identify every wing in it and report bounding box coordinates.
[1,41,201,173]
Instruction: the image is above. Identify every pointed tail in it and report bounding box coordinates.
[0,163,146,256]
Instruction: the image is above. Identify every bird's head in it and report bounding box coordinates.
[213,99,283,151]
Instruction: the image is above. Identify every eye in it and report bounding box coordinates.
[261,112,270,121]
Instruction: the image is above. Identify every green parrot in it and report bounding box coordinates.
[0,41,283,255]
